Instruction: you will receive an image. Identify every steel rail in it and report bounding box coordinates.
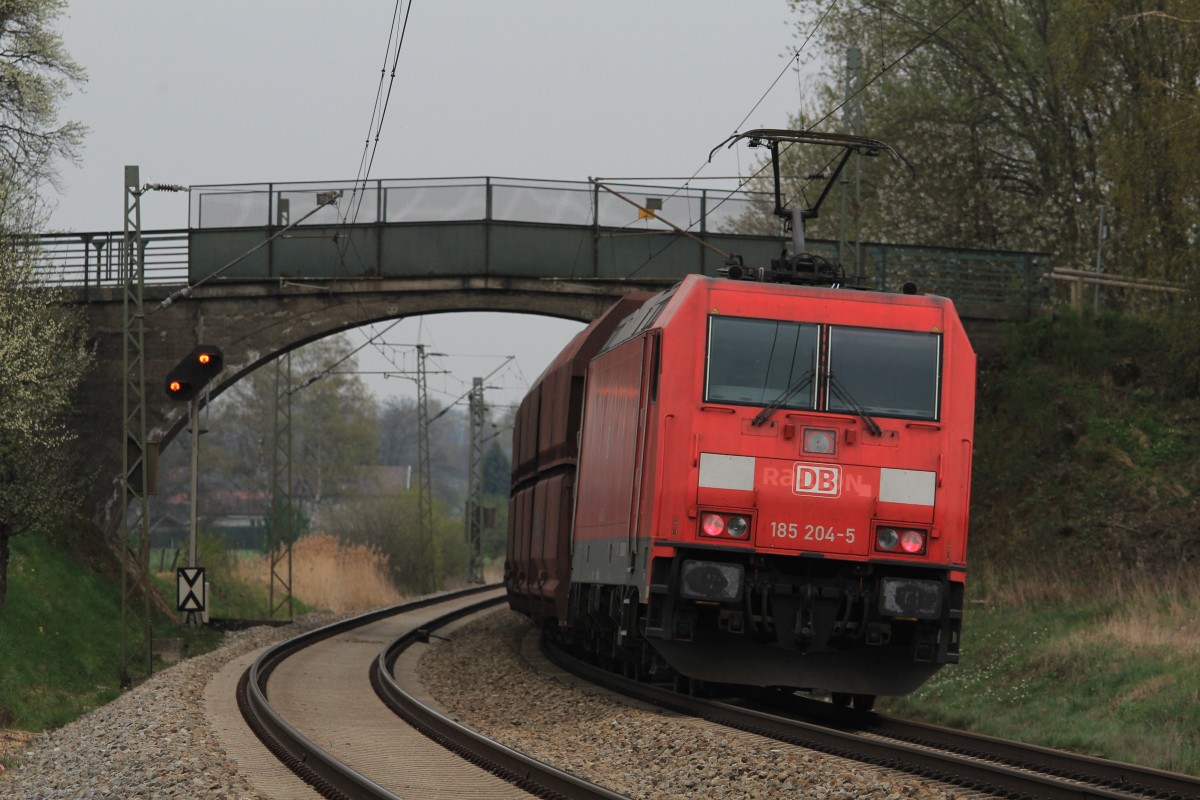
[370,609,630,800]
[545,642,1198,800]
[238,586,628,800]
[750,693,1200,800]
[237,585,498,800]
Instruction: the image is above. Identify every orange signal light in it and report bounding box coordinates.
[165,344,222,401]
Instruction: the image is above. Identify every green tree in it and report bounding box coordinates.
[0,240,92,612]
[0,0,88,613]
[481,440,510,496]
[332,489,462,595]
[378,395,469,505]
[262,497,310,549]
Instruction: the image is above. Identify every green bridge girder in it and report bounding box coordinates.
[39,176,1049,318]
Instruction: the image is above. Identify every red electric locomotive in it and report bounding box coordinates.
[507,131,976,706]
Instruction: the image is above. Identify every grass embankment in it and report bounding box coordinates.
[879,574,1200,774]
[878,310,1200,775]
[0,530,127,729]
[0,529,401,738]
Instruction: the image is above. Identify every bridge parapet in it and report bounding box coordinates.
[36,175,1049,312]
[188,176,762,232]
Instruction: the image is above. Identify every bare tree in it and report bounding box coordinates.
[769,0,1200,284]
[0,0,87,222]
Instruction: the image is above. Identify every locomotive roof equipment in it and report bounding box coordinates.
[711,129,914,288]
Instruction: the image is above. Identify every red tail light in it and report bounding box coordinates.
[875,526,927,556]
[701,513,725,537]
[699,512,752,540]
[900,529,925,553]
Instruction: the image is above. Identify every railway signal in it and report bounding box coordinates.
[165,345,224,401]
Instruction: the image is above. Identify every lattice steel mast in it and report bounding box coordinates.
[416,345,436,593]
[269,353,294,618]
[466,377,485,584]
[119,166,152,686]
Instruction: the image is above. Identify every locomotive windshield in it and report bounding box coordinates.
[826,326,940,420]
[705,316,819,409]
[705,316,942,421]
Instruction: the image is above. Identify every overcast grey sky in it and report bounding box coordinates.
[47,1,821,411]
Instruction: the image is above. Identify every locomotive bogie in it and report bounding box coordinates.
[640,551,964,694]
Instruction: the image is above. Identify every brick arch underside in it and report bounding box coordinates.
[88,278,664,536]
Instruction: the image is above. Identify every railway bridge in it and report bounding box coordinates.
[38,174,1048,533]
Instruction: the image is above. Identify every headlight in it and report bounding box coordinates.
[876,527,899,550]
[726,516,749,538]
[802,428,837,455]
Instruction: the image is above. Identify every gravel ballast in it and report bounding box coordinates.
[1,604,963,799]
[0,617,339,799]
[419,609,963,800]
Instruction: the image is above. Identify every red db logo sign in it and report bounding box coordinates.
[793,463,842,498]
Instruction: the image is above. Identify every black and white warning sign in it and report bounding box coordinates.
[177,567,206,613]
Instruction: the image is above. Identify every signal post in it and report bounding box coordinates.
[165,345,223,625]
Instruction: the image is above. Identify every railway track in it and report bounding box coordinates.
[237,586,626,800]
[233,587,1198,799]
[546,642,1200,800]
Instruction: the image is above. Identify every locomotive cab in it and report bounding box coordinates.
[566,274,975,698]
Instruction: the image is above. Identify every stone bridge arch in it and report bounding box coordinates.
[80,275,672,535]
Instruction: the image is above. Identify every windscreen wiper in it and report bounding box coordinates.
[828,373,883,436]
[751,370,813,427]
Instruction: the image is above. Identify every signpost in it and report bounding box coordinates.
[176,567,206,625]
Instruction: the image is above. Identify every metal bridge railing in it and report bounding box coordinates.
[29,176,1049,314]
[34,229,189,289]
[186,175,770,234]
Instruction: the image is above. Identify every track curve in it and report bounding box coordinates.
[238,586,623,800]
[546,641,1200,800]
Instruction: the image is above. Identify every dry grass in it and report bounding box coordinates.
[977,563,1084,606]
[983,564,1200,654]
[233,534,405,612]
[1088,574,1200,654]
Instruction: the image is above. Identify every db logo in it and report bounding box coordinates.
[793,463,842,498]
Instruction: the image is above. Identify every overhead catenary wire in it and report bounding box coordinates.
[593,2,841,280]
[625,0,841,215]
[338,0,416,248]
[352,0,407,186]
[155,194,340,312]
[619,0,980,280]
[427,356,515,423]
[360,333,528,411]
[289,318,404,394]
[730,0,840,136]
